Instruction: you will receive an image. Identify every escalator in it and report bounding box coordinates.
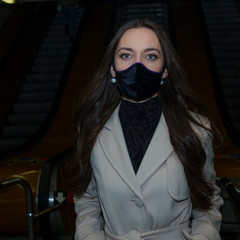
[200,0,240,148]
[0,4,86,157]
[198,1,240,237]
[114,1,169,31]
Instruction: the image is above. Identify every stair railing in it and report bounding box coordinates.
[0,177,62,240]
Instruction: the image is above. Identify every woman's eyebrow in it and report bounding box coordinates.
[116,47,161,54]
[144,48,161,54]
[116,47,133,53]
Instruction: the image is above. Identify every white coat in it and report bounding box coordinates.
[75,105,223,240]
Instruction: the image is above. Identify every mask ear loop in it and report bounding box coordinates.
[160,63,167,74]
[112,62,117,72]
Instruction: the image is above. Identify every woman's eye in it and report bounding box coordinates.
[146,54,157,61]
[120,53,131,59]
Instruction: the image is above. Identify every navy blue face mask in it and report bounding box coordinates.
[113,62,166,101]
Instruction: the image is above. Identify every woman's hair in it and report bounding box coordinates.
[72,18,219,210]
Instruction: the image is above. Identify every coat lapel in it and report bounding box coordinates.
[99,104,144,201]
[99,104,174,199]
[136,114,174,187]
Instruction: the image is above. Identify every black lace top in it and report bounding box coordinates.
[119,97,162,173]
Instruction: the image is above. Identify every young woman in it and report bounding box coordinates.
[73,18,223,240]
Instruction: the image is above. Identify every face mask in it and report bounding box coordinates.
[113,62,166,101]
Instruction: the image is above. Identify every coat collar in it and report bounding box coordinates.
[99,103,174,198]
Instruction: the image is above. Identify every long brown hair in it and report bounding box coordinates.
[72,18,218,210]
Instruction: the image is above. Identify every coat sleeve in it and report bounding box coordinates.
[183,130,223,240]
[74,175,106,240]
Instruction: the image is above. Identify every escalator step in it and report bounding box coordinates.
[18,92,55,102]
[43,35,71,44]
[13,102,51,113]
[202,1,235,6]
[207,24,240,31]
[218,69,240,78]
[31,65,64,74]
[27,73,61,82]
[216,61,240,68]
[228,110,240,121]
[220,78,240,87]
[47,30,69,37]
[223,88,240,98]
[205,18,240,24]
[233,122,240,132]
[40,42,72,51]
[211,38,240,45]
[2,125,40,138]
[50,24,65,31]
[209,31,240,38]
[215,52,240,61]
[38,49,70,58]
[8,113,47,125]
[22,82,59,92]
[34,56,67,65]
[225,98,240,110]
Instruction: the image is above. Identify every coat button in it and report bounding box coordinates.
[134,198,143,207]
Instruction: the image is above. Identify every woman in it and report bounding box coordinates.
[73,18,223,240]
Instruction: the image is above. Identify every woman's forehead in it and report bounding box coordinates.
[117,27,161,50]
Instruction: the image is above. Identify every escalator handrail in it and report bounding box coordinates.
[0,177,35,240]
[0,176,64,239]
